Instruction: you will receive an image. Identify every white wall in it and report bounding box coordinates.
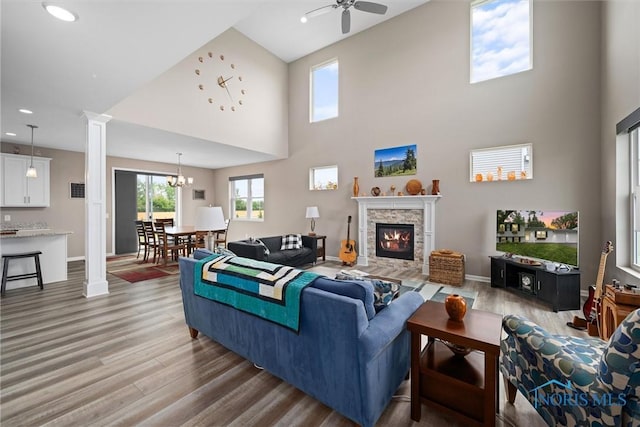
[108,28,289,159]
[213,1,603,286]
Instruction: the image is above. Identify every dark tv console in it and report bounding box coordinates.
[490,256,581,312]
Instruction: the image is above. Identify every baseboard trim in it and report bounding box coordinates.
[68,252,115,262]
[467,274,490,283]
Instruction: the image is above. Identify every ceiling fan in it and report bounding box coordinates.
[301,0,388,34]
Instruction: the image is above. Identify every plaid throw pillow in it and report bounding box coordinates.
[281,234,303,250]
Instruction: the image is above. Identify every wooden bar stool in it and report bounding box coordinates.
[1,251,44,296]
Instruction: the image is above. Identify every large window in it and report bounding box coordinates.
[136,173,176,221]
[470,0,532,83]
[631,128,640,270]
[230,174,264,221]
[310,59,339,122]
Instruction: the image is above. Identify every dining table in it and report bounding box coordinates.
[164,225,197,240]
[164,225,196,256]
[162,225,224,262]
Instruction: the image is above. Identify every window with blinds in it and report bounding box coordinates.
[469,143,532,182]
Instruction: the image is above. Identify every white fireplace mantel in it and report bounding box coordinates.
[352,195,441,274]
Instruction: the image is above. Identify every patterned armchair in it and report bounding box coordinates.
[500,310,640,427]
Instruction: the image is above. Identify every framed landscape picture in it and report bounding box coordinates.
[374,144,417,177]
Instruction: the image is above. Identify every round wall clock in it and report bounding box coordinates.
[195,52,246,112]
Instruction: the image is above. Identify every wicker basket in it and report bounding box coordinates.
[429,249,465,286]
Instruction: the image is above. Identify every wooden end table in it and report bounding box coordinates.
[308,234,326,263]
[407,301,502,427]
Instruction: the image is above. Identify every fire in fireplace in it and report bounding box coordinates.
[376,223,414,260]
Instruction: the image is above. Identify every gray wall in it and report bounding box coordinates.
[4,0,634,290]
[213,1,603,285]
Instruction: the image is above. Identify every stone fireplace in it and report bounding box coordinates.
[376,223,414,260]
[353,195,441,273]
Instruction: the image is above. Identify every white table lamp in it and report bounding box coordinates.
[195,206,227,250]
[305,206,320,236]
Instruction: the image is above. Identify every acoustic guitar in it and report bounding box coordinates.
[567,241,613,336]
[339,215,357,266]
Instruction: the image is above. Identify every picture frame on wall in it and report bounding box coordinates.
[192,189,205,200]
[374,144,417,177]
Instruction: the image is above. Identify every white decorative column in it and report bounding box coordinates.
[353,195,441,274]
[83,111,112,298]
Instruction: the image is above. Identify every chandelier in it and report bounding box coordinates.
[167,152,193,188]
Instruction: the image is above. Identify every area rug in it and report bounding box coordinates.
[110,267,170,283]
[107,255,179,283]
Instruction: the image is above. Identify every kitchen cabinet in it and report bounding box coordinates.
[0,153,51,207]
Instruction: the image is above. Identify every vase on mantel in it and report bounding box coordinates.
[353,177,359,197]
[431,179,440,195]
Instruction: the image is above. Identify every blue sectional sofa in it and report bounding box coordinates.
[179,249,424,427]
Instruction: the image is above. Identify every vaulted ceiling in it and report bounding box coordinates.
[1,0,427,168]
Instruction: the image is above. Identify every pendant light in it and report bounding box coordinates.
[167,152,193,187]
[26,124,38,178]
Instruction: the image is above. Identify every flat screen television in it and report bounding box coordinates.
[495,210,579,267]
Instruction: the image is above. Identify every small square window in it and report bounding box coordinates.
[309,165,338,190]
[470,143,533,182]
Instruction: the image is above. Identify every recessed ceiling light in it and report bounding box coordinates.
[42,2,78,22]
[19,109,33,114]
[5,132,17,136]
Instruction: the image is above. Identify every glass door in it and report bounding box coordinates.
[137,174,176,222]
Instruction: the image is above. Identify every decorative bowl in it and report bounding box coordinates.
[405,179,422,195]
[441,340,473,357]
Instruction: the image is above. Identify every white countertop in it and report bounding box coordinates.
[0,229,73,239]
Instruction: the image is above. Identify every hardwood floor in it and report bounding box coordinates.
[1,259,587,426]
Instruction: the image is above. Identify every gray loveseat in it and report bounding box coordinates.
[227,234,317,267]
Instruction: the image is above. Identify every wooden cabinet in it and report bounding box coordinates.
[490,256,580,312]
[601,285,640,340]
[0,153,51,207]
[490,257,505,288]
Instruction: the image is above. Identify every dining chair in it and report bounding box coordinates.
[194,230,208,253]
[135,220,148,260]
[214,219,230,249]
[142,221,158,262]
[157,218,174,226]
[153,221,187,265]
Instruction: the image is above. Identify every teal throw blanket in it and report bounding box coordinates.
[194,255,320,332]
